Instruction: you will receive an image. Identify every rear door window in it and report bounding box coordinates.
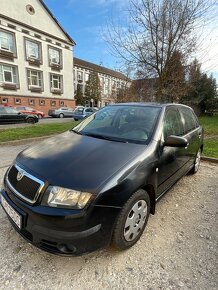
[179,107,198,134]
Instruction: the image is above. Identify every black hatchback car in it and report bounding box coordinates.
[0,103,203,255]
[0,106,38,124]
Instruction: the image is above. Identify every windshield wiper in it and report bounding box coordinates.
[82,133,127,143]
[71,129,83,135]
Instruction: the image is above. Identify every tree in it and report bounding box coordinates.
[75,84,85,106]
[183,59,217,113]
[106,0,213,101]
[85,71,101,105]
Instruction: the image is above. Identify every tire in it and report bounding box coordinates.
[38,114,42,119]
[112,189,150,250]
[189,149,201,174]
[26,117,35,124]
[74,118,78,121]
[59,113,64,118]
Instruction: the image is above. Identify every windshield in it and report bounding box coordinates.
[72,105,161,144]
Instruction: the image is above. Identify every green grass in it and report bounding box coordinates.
[202,139,218,158]
[198,113,218,158]
[0,121,77,143]
[199,113,218,136]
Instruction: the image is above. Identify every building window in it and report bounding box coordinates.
[27,69,43,92]
[59,101,65,106]
[85,73,89,82]
[50,73,63,94]
[29,99,35,105]
[40,99,45,106]
[48,47,62,69]
[51,100,56,106]
[0,29,16,59]
[25,38,42,65]
[0,64,19,89]
[73,69,76,81]
[14,98,21,104]
[26,5,35,15]
[77,71,83,82]
[0,97,8,104]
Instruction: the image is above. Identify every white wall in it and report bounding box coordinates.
[0,11,74,100]
[1,0,70,42]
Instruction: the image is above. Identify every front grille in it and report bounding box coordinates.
[6,164,44,203]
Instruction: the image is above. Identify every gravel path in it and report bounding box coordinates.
[0,144,217,290]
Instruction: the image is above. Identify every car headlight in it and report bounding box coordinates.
[43,186,92,209]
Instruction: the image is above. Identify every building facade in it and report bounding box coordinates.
[73,58,129,107]
[0,0,75,115]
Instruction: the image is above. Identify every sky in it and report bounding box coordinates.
[44,0,218,81]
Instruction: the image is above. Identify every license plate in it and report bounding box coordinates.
[0,194,22,229]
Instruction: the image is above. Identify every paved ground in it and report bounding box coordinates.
[0,143,217,290]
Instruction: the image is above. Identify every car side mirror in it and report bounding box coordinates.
[164,135,188,148]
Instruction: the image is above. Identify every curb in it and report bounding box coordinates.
[201,156,218,164]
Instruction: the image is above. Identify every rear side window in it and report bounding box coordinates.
[179,107,198,134]
[163,109,183,139]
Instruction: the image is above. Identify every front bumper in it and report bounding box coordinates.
[0,187,120,256]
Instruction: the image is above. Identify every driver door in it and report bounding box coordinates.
[157,107,187,196]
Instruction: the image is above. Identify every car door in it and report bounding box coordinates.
[5,107,25,123]
[178,106,201,168]
[157,107,187,196]
[0,107,8,123]
[62,108,72,117]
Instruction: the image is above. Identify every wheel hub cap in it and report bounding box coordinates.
[124,200,147,242]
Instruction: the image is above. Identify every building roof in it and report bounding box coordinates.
[74,57,128,81]
[39,0,75,45]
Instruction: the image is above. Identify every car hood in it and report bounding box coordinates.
[16,131,146,193]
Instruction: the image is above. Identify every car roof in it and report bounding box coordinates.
[109,102,192,109]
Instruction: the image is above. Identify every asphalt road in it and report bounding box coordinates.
[0,142,217,290]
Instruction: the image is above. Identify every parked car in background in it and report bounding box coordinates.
[15,106,45,118]
[0,106,38,124]
[48,107,74,118]
[0,103,203,255]
[74,105,84,111]
[72,107,98,121]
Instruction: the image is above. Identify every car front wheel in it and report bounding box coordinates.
[189,149,201,174]
[59,113,64,118]
[112,189,150,250]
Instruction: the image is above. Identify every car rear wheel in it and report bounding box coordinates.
[59,113,64,118]
[112,190,150,250]
[74,118,78,121]
[189,149,201,174]
[26,117,36,124]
